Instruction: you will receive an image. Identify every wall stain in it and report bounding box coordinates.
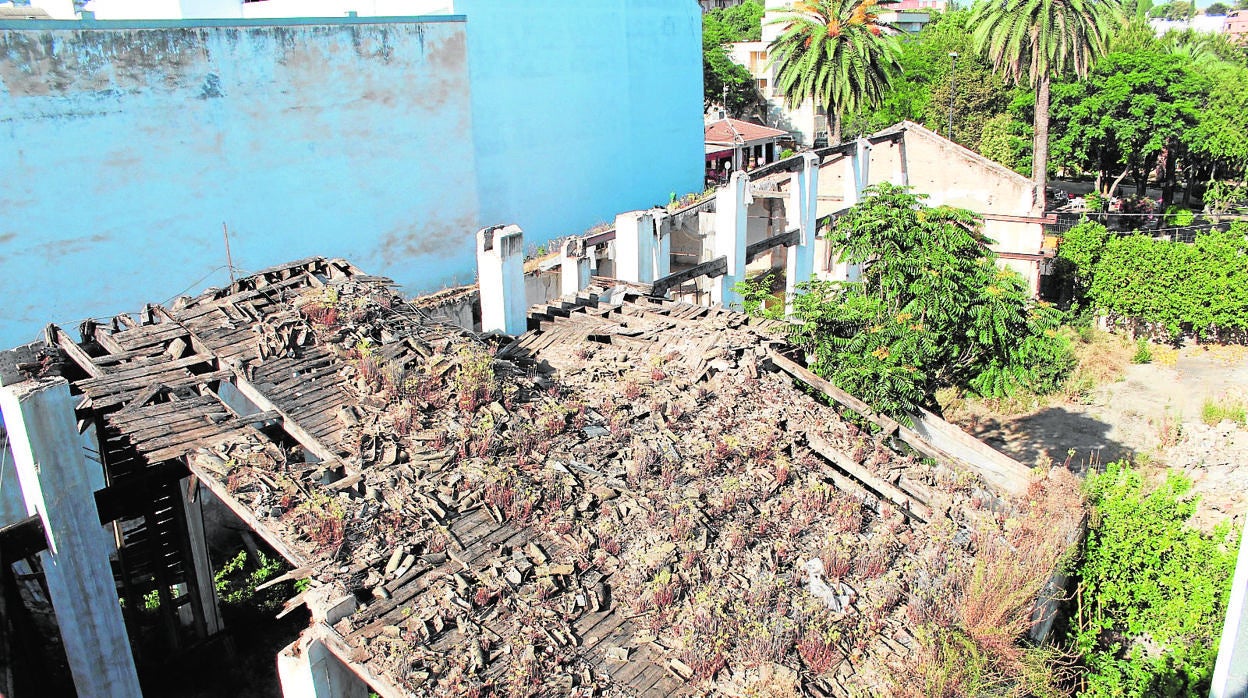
[0,232,15,245]
[198,73,223,99]
[369,214,477,265]
[30,233,111,261]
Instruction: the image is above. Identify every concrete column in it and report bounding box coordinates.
[786,152,820,314]
[614,210,671,284]
[181,477,223,635]
[0,378,141,698]
[843,136,872,208]
[1211,517,1248,698]
[476,225,527,336]
[711,171,752,308]
[560,238,591,297]
[278,633,369,698]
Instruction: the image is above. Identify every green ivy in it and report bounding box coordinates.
[1071,462,1237,697]
[1070,222,1248,339]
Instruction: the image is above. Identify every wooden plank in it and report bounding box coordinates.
[77,354,216,388]
[48,325,106,379]
[769,352,898,436]
[806,432,930,522]
[90,370,233,409]
[745,229,800,263]
[230,372,341,465]
[649,256,727,298]
[186,460,310,567]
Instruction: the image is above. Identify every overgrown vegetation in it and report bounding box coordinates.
[1058,220,1248,340]
[1068,462,1237,697]
[784,184,1073,419]
[214,549,289,616]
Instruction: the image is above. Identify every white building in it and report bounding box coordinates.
[727,0,930,147]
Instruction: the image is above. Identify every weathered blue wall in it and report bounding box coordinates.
[0,16,480,348]
[0,2,705,349]
[458,0,704,243]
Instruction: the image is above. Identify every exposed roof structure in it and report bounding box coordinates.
[705,118,791,146]
[30,258,1079,697]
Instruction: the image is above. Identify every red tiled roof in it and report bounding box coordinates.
[705,118,790,145]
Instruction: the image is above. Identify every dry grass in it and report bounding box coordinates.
[887,469,1084,698]
[1202,391,1248,427]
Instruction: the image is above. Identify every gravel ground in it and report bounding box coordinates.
[953,345,1248,532]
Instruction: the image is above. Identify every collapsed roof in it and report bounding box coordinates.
[28,257,1079,697]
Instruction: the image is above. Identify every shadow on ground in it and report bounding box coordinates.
[961,406,1133,475]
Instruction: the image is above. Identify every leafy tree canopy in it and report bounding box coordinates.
[783,184,1072,418]
[1188,61,1248,174]
[1050,49,1209,195]
[1206,1,1231,15]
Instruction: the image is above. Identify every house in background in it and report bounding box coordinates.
[705,117,792,183]
[727,0,930,147]
[1225,9,1248,42]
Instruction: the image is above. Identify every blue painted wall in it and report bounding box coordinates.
[458,0,704,242]
[0,17,480,348]
[0,2,704,349]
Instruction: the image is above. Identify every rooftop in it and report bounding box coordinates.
[705,118,791,146]
[23,257,1079,696]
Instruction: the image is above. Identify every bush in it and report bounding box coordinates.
[780,148,795,159]
[1069,462,1237,698]
[785,184,1073,419]
[1084,223,1248,340]
[1131,337,1152,364]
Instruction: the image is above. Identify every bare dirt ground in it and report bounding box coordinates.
[950,343,1248,532]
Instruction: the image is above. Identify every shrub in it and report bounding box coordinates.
[1070,462,1237,697]
[1131,337,1152,364]
[1201,394,1247,427]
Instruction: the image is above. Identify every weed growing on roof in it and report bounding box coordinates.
[452,345,496,413]
[288,490,346,553]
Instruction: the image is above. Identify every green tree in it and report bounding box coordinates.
[703,1,767,117]
[1206,2,1231,15]
[1188,61,1248,179]
[971,0,1122,206]
[1050,49,1209,198]
[768,0,902,145]
[977,113,1029,172]
[1072,462,1237,697]
[786,184,1072,418]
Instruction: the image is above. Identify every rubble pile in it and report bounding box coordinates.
[180,271,1080,697]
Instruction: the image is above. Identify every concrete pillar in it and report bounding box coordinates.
[786,152,820,314]
[181,477,223,635]
[278,633,369,698]
[614,210,671,284]
[1211,517,1248,698]
[711,171,752,308]
[0,378,141,698]
[560,238,591,297]
[843,136,872,208]
[476,225,527,336]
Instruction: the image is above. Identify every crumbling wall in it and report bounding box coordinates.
[0,16,479,348]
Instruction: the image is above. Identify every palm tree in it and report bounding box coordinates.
[971,0,1122,204]
[768,0,902,146]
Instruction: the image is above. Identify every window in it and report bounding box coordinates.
[748,50,768,74]
[756,78,768,93]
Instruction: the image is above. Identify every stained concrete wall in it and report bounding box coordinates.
[0,16,479,349]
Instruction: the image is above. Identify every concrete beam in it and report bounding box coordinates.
[0,377,141,698]
[786,152,820,314]
[843,136,872,208]
[278,632,370,698]
[711,172,752,308]
[475,225,527,336]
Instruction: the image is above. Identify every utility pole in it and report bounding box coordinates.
[947,52,958,142]
[723,84,730,119]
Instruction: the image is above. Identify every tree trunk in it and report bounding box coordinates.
[1161,144,1177,207]
[828,110,841,146]
[1033,76,1051,210]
